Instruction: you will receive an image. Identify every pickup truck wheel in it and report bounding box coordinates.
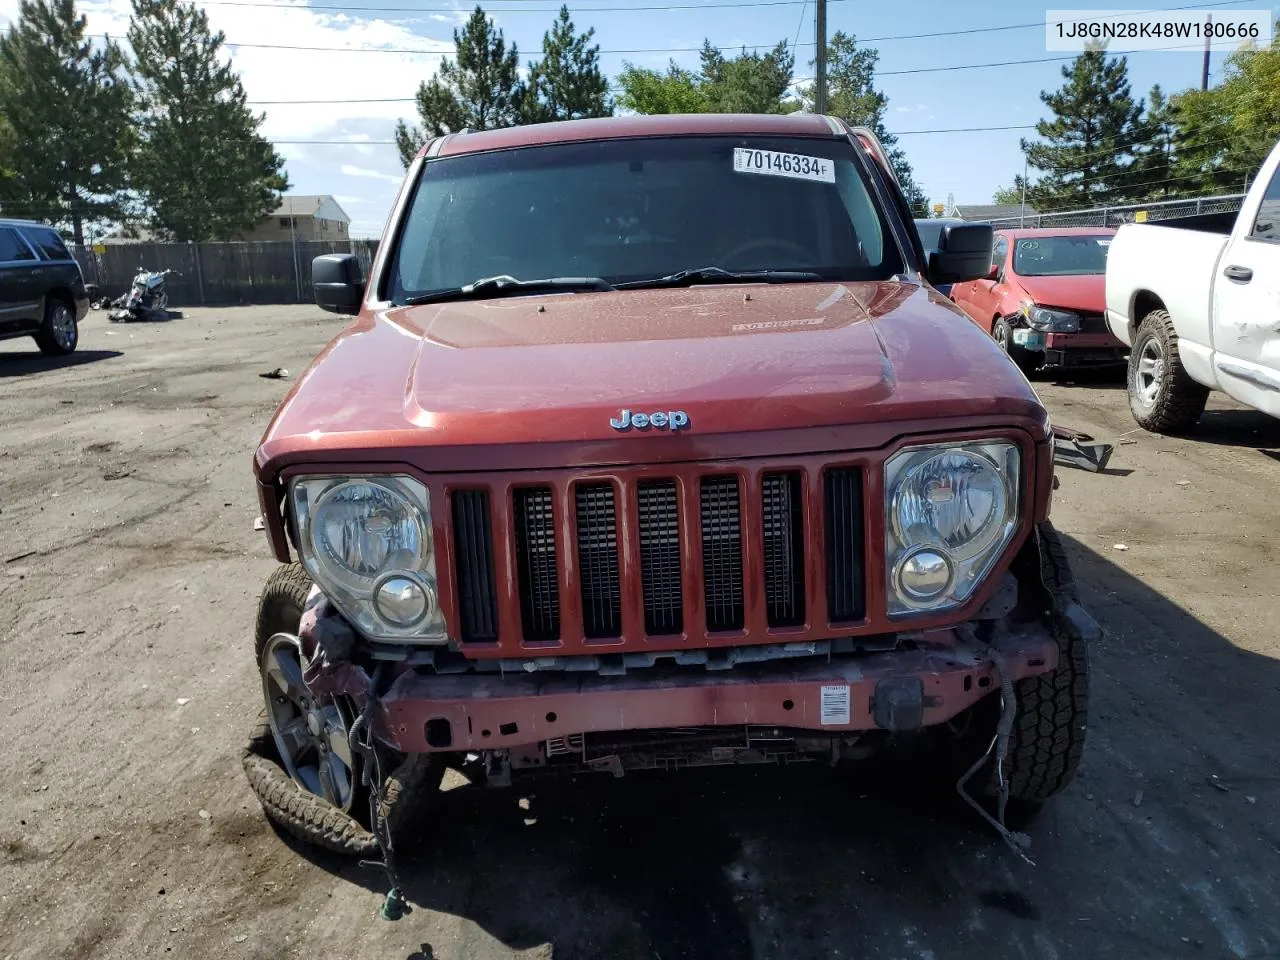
[992,317,1041,376]
[34,298,78,356]
[1128,309,1209,433]
[243,563,447,856]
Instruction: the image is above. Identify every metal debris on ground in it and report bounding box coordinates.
[1051,426,1115,473]
[259,368,289,380]
[1113,544,1129,551]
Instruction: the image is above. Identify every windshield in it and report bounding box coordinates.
[387,135,906,303]
[1012,235,1112,277]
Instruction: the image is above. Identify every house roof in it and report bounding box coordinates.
[272,195,351,222]
[951,203,1039,221]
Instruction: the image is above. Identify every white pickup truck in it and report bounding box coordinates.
[1104,140,1280,432]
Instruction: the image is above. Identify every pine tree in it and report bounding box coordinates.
[1129,84,1176,200]
[394,6,524,167]
[0,0,133,245]
[699,41,796,114]
[523,6,611,124]
[801,33,928,215]
[1021,44,1143,211]
[127,0,288,241]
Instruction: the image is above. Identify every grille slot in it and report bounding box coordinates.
[761,472,805,627]
[637,480,683,635]
[450,490,499,643]
[700,475,744,631]
[575,483,622,638]
[514,487,560,642]
[824,468,865,622]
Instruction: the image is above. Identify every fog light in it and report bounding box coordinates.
[373,575,432,627]
[896,549,953,601]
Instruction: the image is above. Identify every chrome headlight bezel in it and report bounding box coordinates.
[1022,304,1081,332]
[290,474,447,643]
[883,440,1021,617]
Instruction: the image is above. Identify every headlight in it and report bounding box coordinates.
[1022,304,1080,332]
[290,475,446,642]
[884,441,1020,616]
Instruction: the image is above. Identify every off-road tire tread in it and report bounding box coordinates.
[255,563,313,663]
[34,296,77,356]
[1128,309,1209,433]
[376,754,447,852]
[1000,523,1090,804]
[242,722,380,856]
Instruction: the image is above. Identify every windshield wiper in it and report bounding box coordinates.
[404,274,615,305]
[616,266,825,290]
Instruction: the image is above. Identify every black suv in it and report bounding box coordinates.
[0,218,89,355]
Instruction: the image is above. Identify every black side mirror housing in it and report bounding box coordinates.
[313,254,364,315]
[928,223,995,285]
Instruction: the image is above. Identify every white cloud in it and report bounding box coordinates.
[341,163,404,184]
[7,0,456,141]
[0,0,454,232]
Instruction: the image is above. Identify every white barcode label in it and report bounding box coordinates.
[820,685,851,725]
[733,147,835,183]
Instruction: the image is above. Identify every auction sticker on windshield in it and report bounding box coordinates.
[734,147,835,183]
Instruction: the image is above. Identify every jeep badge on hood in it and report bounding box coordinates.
[610,409,690,431]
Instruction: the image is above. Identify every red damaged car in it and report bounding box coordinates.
[241,114,1094,885]
[950,227,1126,374]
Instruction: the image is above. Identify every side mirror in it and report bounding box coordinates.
[928,223,995,285]
[313,253,364,315]
[987,264,1000,282]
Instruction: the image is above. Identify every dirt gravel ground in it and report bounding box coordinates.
[1,305,1279,960]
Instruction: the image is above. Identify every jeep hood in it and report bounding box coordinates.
[256,282,1047,476]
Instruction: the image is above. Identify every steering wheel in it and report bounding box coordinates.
[718,238,812,270]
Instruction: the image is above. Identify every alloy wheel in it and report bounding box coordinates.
[260,633,358,812]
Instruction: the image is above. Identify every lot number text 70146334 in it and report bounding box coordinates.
[733,147,835,184]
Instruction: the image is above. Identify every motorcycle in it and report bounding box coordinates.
[108,267,181,322]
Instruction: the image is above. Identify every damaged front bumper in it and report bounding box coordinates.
[299,600,1061,755]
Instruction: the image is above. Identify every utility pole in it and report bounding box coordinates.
[1020,156,1029,227]
[1202,14,1211,90]
[814,0,827,114]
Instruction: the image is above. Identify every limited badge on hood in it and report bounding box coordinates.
[610,409,690,431]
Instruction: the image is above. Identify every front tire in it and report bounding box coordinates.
[937,523,1090,807]
[243,563,445,856]
[34,298,78,356]
[992,316,1041,376]
[999,523,1090,804]
[1127,308,1209,433]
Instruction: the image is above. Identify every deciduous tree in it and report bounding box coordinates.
[127,0,288,241]
[615,60,708,114]
[0,0,134,245]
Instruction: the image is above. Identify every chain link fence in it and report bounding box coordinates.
[981,193,1246,229]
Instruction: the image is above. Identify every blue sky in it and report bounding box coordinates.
[2,0,1274,234]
